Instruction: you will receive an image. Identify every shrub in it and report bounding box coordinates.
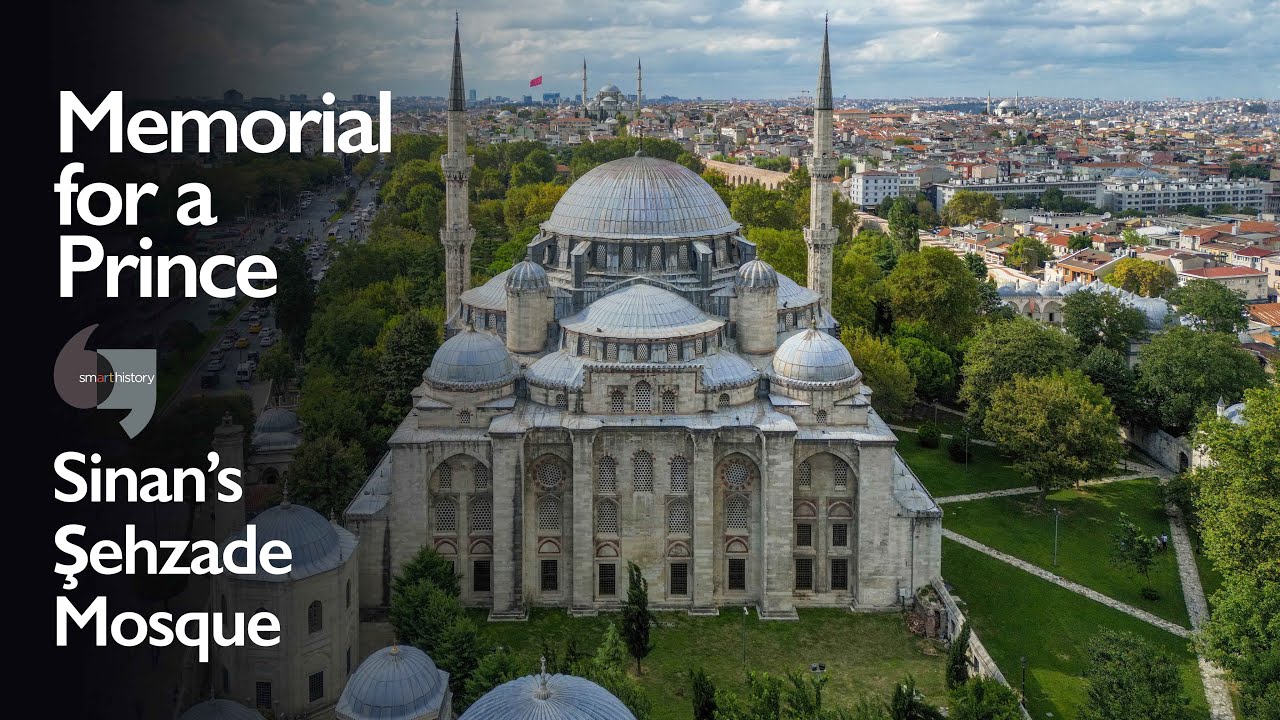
[946,435,972,464]
[918,421,942,449]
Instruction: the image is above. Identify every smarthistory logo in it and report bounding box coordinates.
[54,325,156,438]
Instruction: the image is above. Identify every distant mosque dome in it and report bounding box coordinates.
[599,83,620,94]
[735,259,779,290]
[179,699,265,720]
[998,99,1014,109]
[424,326,519,389]
[336,645,451,720]
[770,327,861,387]
[459,672,636,720]
[253,407,303,452]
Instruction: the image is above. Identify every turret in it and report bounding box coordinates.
[505,252,554,354]
[734,259,780,355]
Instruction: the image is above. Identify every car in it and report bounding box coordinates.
[206,357,225,372]
[217,338,233,351]
[259,334,276,348]
[248,323,263,334]
[235,337,250,349]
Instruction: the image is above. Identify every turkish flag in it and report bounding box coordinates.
[530,76,543,87]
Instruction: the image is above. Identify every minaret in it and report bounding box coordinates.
[441,13,475,323]
[986,90,991,115]
[805,16,838,313]
[582,58,588,111]
[634,58,643,139]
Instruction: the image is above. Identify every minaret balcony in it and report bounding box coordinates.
[808,156,838,178]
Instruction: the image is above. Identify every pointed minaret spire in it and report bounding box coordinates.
[635,58,643,140]
[805,16,838,315]
[441,14,476,324]
[582,58,588,111]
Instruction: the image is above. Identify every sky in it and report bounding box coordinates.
[103,0,1280,101]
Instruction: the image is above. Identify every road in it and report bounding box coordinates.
[159,177,379,412]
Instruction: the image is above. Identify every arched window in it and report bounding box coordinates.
[609,389,625,413]
[669,455,689,493]
[555,393,568,410]
[458,410,472,425]
[633,451,654,492]
[661,389,677,413]
[815,409,828,425]
[607,343,618,362]
[834,462,849,490]
[434,496,458,533]
[537,496,561,532]
[695,336,704,354]
[596,500,619,534]
[726,495,749,531]
[634,381,652,412]
[718,393,731,409]
[597,456,617,494]
[637,343,649,361]
[667,342,679,361]
[650,245,663,270]
[797,461,812,490]
[470,496,493,533]
[307,601,323,634]
[668,499,692,535]
[474,463,491,490]
[437,463,452,490]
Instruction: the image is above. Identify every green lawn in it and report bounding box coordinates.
[944,478,1191,626]
[898,441,1028,498]
[943,540,1209,720]
[896,408,985,440]
[468,608,947,720]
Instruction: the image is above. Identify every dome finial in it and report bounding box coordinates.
[534,656,552,700]
[281,481,291,508]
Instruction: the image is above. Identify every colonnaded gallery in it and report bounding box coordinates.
[341,17,943,623]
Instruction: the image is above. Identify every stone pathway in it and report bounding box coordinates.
[888,424,998,447]
[943,529,1192,638]
[934,466,1168,505]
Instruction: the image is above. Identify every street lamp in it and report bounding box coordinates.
[1052,507,1061,567]
[1020,656,1028,707]
[741,606,749,668]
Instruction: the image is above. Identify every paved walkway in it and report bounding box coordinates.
[943,529,1192,637]
[888,424,998,447]
[934,464,1168,505]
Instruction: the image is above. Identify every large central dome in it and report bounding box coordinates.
[543,155,739,240]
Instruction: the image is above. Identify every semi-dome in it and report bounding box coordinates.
[736,259,779,290]
[560,284,723,340]
[543,156,739,240]
[424,326,519,389]
[459,672,636,720]
[179,700,266,720]
[770,327,861,387]
[336,645,450,720]
[462,270,511,311]
[506,259,550,291]
[226,499,356,581]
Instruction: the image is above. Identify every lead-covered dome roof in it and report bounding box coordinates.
[736,259,779,290]
[424,326,519,390]
[506,259,550,291]
[543,156,739,240]
[225,500,356,581]
[560,284,723,340]
[459,673,636,720]
[770,327,861,388]
[336,645,450,720]
[179,700,266,720]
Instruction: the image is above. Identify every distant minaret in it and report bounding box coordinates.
[441,13,475,322]
[986,90,991,115]
[635,58,643,139]
[805,16,838,313]
[582,58,588,111]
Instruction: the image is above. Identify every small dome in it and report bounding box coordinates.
[336,645,450,720]
[425,327,519,389]
[179,700,266,720]
[996,283,1017,296]
[460,673,636,720]
[561,285,723,340]
[526,351,586,391]
[506,259,550,291]
[255,407,300,434]
[226,500,356,581]
[1038,281,1060,296]
[771,327,860,387]
[735,259,779,290]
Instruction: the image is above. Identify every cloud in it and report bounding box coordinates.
[88,0,1279,100]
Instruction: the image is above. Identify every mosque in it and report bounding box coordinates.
[196,15,941,720]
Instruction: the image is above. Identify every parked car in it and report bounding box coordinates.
[206,357,225,372]
[217,338,233,351]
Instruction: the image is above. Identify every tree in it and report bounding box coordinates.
[1063,289,1151,355]
[392,545,461,598]
[389,580,462,653]
[620,562,654,672]
[885,247,982,343]
[461,648,521,709]
[1104,258,1178,297]
[851,228,900,274]
[731,183,795,230]
[1167,279,1248,333]
[1079,345,1138,422]
[435,617,485,697]
[1135,327,1268,433]
[1067,233,1093,251]
[378,311,440,405]
[594,621,629,673]
[842,329,917,419]
[1121,227,1144,246]
[830,248,883,332]
[889,202,921,253]
[1078,630,1192,720]
[1195,580,1280,719]
[983,370,1123,507]
[888,676,944,720]
[941,190,1001,227]
[1004,236,1049,272]
[963,252,988,279]
[287,433,367,518]
[690,667,718,720]
[748,227,807,284]
[959,317,1077,421]
[269,242,316,352]
[258,341,297,389]
[509,149,556,186]
[896,337,955,402]
[1110,512,1158,590]
[946,623,971,690]
[947,677,1022,720]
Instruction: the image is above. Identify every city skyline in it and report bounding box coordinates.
[104,0,1279,102]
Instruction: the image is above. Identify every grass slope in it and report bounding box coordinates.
[898,441,1028,498]
[470,608,947,720]
[943,478,1191,626]
[943,539,1209,719]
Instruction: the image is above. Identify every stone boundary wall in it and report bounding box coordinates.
[1123,423,1203,473]
[931,577,1033,720]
